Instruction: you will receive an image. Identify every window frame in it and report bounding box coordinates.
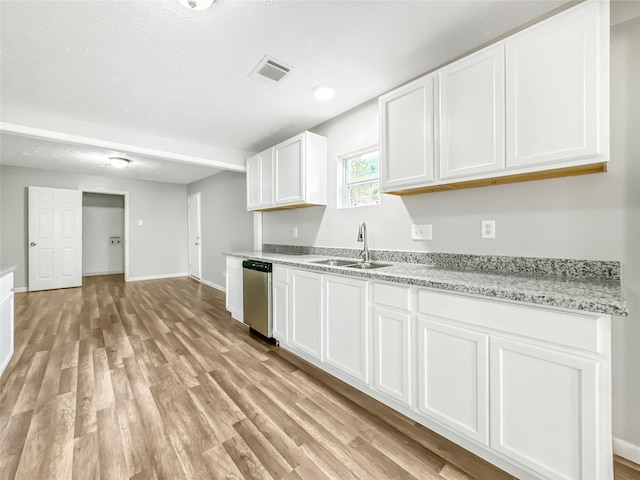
[338,145,381,209]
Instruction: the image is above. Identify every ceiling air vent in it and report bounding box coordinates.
[251,56,292,83]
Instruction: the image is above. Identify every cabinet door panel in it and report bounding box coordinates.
[246,154,261,210]
[225,258,243,322]
[490,337,597,480]
[373,307,411,406]
[380,75,435,191]
[275,136,305,205]
[259,149,274,207]
[439,45,505,179]
[273,282,288,342]
[417,318,488,444]
[506,2,600,167]
[324,275,368,383]
[290,269,322,359]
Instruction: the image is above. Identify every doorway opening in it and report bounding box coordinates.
[82,192,128,280]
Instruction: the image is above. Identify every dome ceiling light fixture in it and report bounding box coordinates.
[107,157,131,169]
[313,85,335,100]
[178,0,216,11]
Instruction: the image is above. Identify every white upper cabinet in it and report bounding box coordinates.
[439,45,506,180]
[246,131,327,211]
[379,74,436,191]
[379,0,608,195]
[506,1,606,169]
[274,131,327,208]
[246,148,274,211]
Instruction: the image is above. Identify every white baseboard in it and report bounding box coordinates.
[614,437,640,464]
[127,272,188,282]
[13,287,27,293]
[83,271,124,277]
[198,278,225,292]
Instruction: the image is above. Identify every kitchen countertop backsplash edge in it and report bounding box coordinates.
[262,244,620,281]
[225,245,627,317]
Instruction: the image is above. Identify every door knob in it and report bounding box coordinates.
[30,242,36,247]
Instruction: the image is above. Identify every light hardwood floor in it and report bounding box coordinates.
[1,275,638,480]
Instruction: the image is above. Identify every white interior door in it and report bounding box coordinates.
[28,186,83,291]
[188,192,202,280]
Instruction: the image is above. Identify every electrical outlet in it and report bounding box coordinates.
[411,224,433,240]
[482,220,496,239]
[292,227,298,238]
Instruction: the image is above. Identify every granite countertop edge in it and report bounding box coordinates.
[226,251,628,317]
[0,265,18,277]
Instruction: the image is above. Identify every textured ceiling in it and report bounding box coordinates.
[0,132,221,184]
[0,0,573,183]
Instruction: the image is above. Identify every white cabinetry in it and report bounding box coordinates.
[379,74,435,192]
[506,1,605,169]
[0,271,15,376]
[490,338,599,480]
[246,131,327,211]
[246,149,273,210]
[439,45,505,180]
[371,282,413,406]
[416,318,489,444]
[225,257,243,322]
[323,275,368,383]
[251,259,612,480]
[273,265,289,342]
[379,0,608,195]
[289,268,323,360]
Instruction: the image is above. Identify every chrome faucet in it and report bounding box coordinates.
[357,221,370,262]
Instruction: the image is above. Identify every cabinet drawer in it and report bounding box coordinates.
[372,282,412,311]
[273,265,288,283]
[417,289,602,353]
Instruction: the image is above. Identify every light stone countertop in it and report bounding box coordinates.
[0,265,17,278]
[226,251,628,317]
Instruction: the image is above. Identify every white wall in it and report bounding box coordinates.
[0,166,189,287]
[610,16,640,460]
[263,18,640,458]
[187,170,254,289]
[82,192,124,276]
[263,95,625,260]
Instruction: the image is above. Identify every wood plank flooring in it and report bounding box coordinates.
[1,275,638,480]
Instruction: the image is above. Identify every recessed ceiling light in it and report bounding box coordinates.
[107,157,131,169]
[177,0,216,11]
[314,85,335,100]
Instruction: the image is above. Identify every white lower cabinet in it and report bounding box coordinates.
[289,269,323,360]
[490,337,599,480]
[0,272,15,377]
[260,263,612,480]
[416,317,489,444]
[225,257,243,322]
[323,275,368,383]
[372,307,412,406]
[273,266,289,342]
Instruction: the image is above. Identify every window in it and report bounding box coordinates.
[340,147,380,208]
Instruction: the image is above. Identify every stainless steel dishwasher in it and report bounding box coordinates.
[242,260,272,338]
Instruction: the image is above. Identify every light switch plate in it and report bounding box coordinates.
[411,224,433,240]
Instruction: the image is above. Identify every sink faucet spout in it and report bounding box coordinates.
[357,221,370,262]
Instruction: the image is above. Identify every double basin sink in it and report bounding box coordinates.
[312,259,390,270]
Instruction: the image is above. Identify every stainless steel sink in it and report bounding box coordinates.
[312,259,358,267]
[344,262,390,270]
